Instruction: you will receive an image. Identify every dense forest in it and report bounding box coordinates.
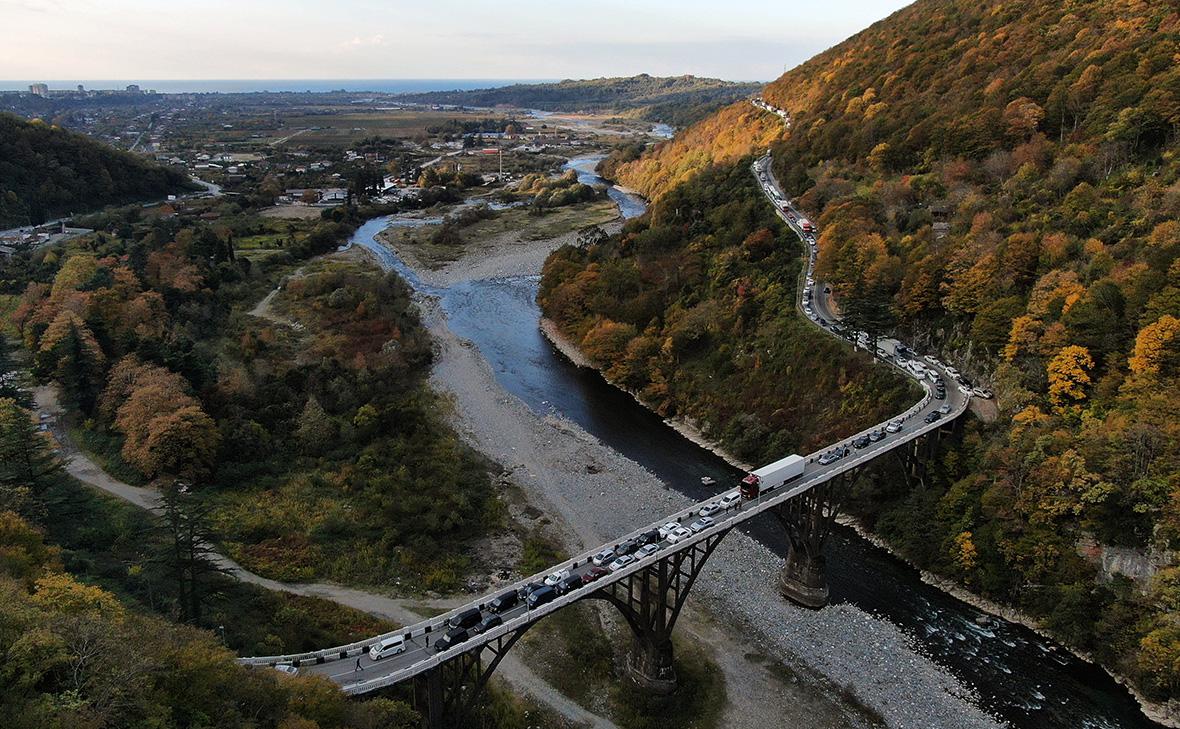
[545,0,1180,708]
[0,113,192,227]
[4,200,498,590]
[540,162,917,462]
[0,512,419,729]
[396,74,763,127]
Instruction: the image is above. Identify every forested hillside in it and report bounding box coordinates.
[5,201,497,590]
[543,0,1180,709]
[396,74,762,127]
[0,113,191,227]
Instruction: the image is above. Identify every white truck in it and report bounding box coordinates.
[739,454,805,499]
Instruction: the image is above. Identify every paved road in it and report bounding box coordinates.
[247,154,971,696]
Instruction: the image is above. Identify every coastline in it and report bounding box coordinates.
[540,316,1179,729]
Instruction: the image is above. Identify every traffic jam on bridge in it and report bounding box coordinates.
[241,139,977,694]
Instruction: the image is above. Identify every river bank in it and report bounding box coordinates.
[539,317,755,473]
[542,283,1178,728]
[836,514,1180,728]
[359,218,1005,729]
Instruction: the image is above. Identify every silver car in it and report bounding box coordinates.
[608,555,635,571]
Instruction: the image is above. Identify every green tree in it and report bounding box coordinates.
[153,483,228,625]
[295,395,335,455]
[0,398,61,512]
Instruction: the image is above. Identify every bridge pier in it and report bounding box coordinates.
[627,634,677,692]
[779,542,829,608]
[412,668,446,729]
[773,477,846,610]
[591,528,730,693]
[411,625,530,729]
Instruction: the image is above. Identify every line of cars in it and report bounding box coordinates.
[375,498,747,663]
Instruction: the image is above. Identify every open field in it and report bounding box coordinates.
[0,294,18,336]
[261,205,326,220]
[268,110,512,144]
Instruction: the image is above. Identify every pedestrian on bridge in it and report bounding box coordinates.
[355,657,363,672]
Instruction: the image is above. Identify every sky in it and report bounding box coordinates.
[0,0,912,83]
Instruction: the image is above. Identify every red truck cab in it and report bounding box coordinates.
[740,473,761,500]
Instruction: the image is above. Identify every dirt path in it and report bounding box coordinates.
[247,268,305,330]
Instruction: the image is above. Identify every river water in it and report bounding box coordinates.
[345,157,1163,729]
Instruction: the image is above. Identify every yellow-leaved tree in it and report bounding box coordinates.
[1046,345,1094,410]
[1129,315,1180,379]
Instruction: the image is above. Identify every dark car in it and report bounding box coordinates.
[934,389,946,400]
[582,566,609,585]
[868,430,884,442]
[434,626,470,652]
[924,411,942,424]
[471,613,502,635]
[448,607,482,631]
[488,590,519,614]
[853,435,871,449]
[557,573,583,595]
[527,586,557,609]
[636,529,661,546]
[519,581,545,599]
[615,539,640,556]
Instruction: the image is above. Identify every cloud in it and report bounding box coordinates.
[340,33,385,50]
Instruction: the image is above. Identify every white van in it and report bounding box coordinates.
[369,635,407,661]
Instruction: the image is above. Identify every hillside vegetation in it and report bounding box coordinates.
[396,74,762,127]
[544,0,1180,707]
[0,113,191,227]
[4,200,498,591]
[540,161,917,463]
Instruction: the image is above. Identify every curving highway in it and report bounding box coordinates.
[238,152,971,696]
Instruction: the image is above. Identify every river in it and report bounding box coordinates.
[344,156,1163,729]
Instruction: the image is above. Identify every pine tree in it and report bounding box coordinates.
[153,482,228,625]
[0,336,32,407]
[0,397,62,511]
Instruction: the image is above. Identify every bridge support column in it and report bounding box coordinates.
[411,626,530,729]
[773,477,845,610]
[779,542,829,608]
[412,668,445,729]
[627,633,677,693]
[591,528,730,694]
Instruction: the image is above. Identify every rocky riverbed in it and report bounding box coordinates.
[360,219,1006,729]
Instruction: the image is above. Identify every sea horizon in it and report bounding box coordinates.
[0,79,561,94]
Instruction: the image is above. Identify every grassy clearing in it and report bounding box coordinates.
[611,637,727,729]
[68,422,149,486]
[520,603,616,712]
[272,111,507,144]
[0,294,18,337]
[41,475,396,657]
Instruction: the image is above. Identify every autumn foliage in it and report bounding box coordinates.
[544,0,1180,702]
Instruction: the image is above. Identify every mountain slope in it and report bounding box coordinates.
[0,112,191,227]
[395,74,763,127]
[545,0,1180,713]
